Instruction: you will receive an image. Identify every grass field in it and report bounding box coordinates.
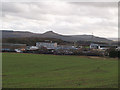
[2,53,118,88]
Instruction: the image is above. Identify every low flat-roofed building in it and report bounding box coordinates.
[1,43,26,51]
[56,45,76,50]
[26,46,39,50]
[90,43,118,50]
[90,43,99,49]
[36,42,57,49]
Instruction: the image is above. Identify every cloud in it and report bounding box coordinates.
[69,2,118,8]
[1,1,118,38]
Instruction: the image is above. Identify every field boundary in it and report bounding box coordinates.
[2,52,118,61]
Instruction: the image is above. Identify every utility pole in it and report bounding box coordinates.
[91,32,93,44]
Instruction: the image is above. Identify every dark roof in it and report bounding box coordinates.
[1,43,26,46]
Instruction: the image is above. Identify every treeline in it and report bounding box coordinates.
[3,37,117,46]
[77,40,109,45]
[2,37,72,46]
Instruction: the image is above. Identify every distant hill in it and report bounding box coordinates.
[108,38,118,41]
[1,30,38,38]
[1,30,112,42]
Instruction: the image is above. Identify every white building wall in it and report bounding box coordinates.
[36,42,57,49]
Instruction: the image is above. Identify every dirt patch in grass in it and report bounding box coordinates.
[89,56,101,59]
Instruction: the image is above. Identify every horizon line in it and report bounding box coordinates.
[0,29,118,38]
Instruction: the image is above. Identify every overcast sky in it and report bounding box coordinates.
[1,1,118,38]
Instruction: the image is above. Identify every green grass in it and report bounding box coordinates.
[2,53,118,88]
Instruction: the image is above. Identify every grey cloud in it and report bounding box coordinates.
[1,2,118,38]
[69,2,118,8]
[2,2,117,20]
[2,2,29,13]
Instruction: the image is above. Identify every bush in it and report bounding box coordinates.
[108,49,119,58]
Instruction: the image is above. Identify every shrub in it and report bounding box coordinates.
[107,49,119,58]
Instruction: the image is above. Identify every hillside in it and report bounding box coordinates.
[108,38,118,41]
[1,30,112,42]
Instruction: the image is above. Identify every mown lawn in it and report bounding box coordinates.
[2,53,118,88]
